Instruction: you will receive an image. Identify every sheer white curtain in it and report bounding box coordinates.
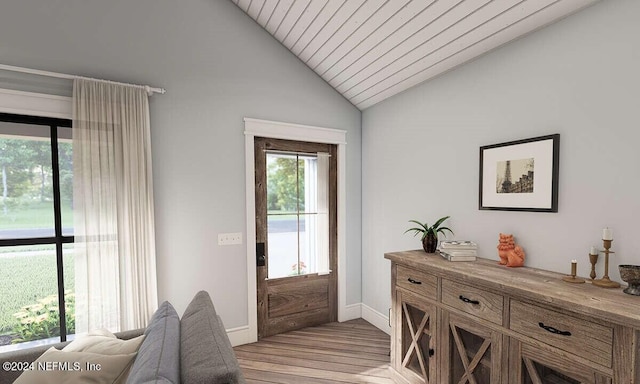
[302,153,330,275]
[73,78,158,333]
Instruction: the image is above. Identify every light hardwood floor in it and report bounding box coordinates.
[234,318,393,384]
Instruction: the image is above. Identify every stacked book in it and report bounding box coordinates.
[438,240,478,262]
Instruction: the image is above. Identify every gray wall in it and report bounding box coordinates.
[0,0,362,328]
[362,0,640,316]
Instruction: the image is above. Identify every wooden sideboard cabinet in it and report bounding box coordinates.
[385,250,640,384]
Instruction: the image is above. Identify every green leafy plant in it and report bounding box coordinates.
[405,216,454,253]
[11,291,75,343]
[404,216,454,240]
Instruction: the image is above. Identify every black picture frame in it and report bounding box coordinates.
[479,134,559,212]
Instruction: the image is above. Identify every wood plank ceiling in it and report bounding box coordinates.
[232,0,599,110]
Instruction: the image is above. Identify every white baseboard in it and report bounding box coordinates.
[226,325,252,347]
[361,303,391,335]
[340,303,362,321]
[229,302,391,346]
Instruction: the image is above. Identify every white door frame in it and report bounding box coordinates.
[244,117,347,343]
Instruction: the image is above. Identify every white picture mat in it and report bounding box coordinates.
[482,138,554,209]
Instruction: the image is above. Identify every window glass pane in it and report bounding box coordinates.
[0,122,54,239]
[267,153,300,214]
[58,127,73,236]
[267,214,298,279]
[0,245,60,350]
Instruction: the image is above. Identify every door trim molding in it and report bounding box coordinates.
[244,117,347,344]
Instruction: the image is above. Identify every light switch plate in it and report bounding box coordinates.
[218,232,243,245]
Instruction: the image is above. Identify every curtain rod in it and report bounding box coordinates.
[0,63,166,96]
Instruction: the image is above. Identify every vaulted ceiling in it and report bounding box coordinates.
[232,0,598,110]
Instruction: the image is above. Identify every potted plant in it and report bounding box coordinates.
[405,216,454,253]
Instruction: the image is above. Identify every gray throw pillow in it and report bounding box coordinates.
[126,301,180,384]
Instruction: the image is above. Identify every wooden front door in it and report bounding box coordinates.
[254,137,337,339]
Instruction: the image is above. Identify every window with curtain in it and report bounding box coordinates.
[0,113,75,351]
[0,78,159,351]
[73,78,158,334]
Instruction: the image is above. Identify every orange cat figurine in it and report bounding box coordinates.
[497,233,525,267]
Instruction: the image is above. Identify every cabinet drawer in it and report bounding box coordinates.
[442,279,504,325]
[510,300,613,368]
[396,265,437,300]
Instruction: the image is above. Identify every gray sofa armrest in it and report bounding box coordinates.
[0,342,70,383]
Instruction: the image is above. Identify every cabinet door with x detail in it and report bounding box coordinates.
[440,311,503,384]
[393,289,437,384]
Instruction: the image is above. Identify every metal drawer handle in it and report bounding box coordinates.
[407,278,422,285]
[459,295,480,305]
[538,322,572,336]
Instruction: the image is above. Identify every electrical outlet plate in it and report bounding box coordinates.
[218,232,243,246]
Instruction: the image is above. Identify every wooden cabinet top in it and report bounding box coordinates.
[385,250,640,330]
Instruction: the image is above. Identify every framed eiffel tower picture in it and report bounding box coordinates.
[479,134,560,212]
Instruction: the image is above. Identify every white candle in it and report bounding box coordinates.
[590,246,598,255]
[603,227,613,240]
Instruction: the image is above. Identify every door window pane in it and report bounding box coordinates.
[267,214,299,278]
[266,152,325,279]
[0,122,55,239]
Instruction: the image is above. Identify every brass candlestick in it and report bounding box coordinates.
[592,239,621,288]
[589,252,599,280]
[563,260,585,284]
